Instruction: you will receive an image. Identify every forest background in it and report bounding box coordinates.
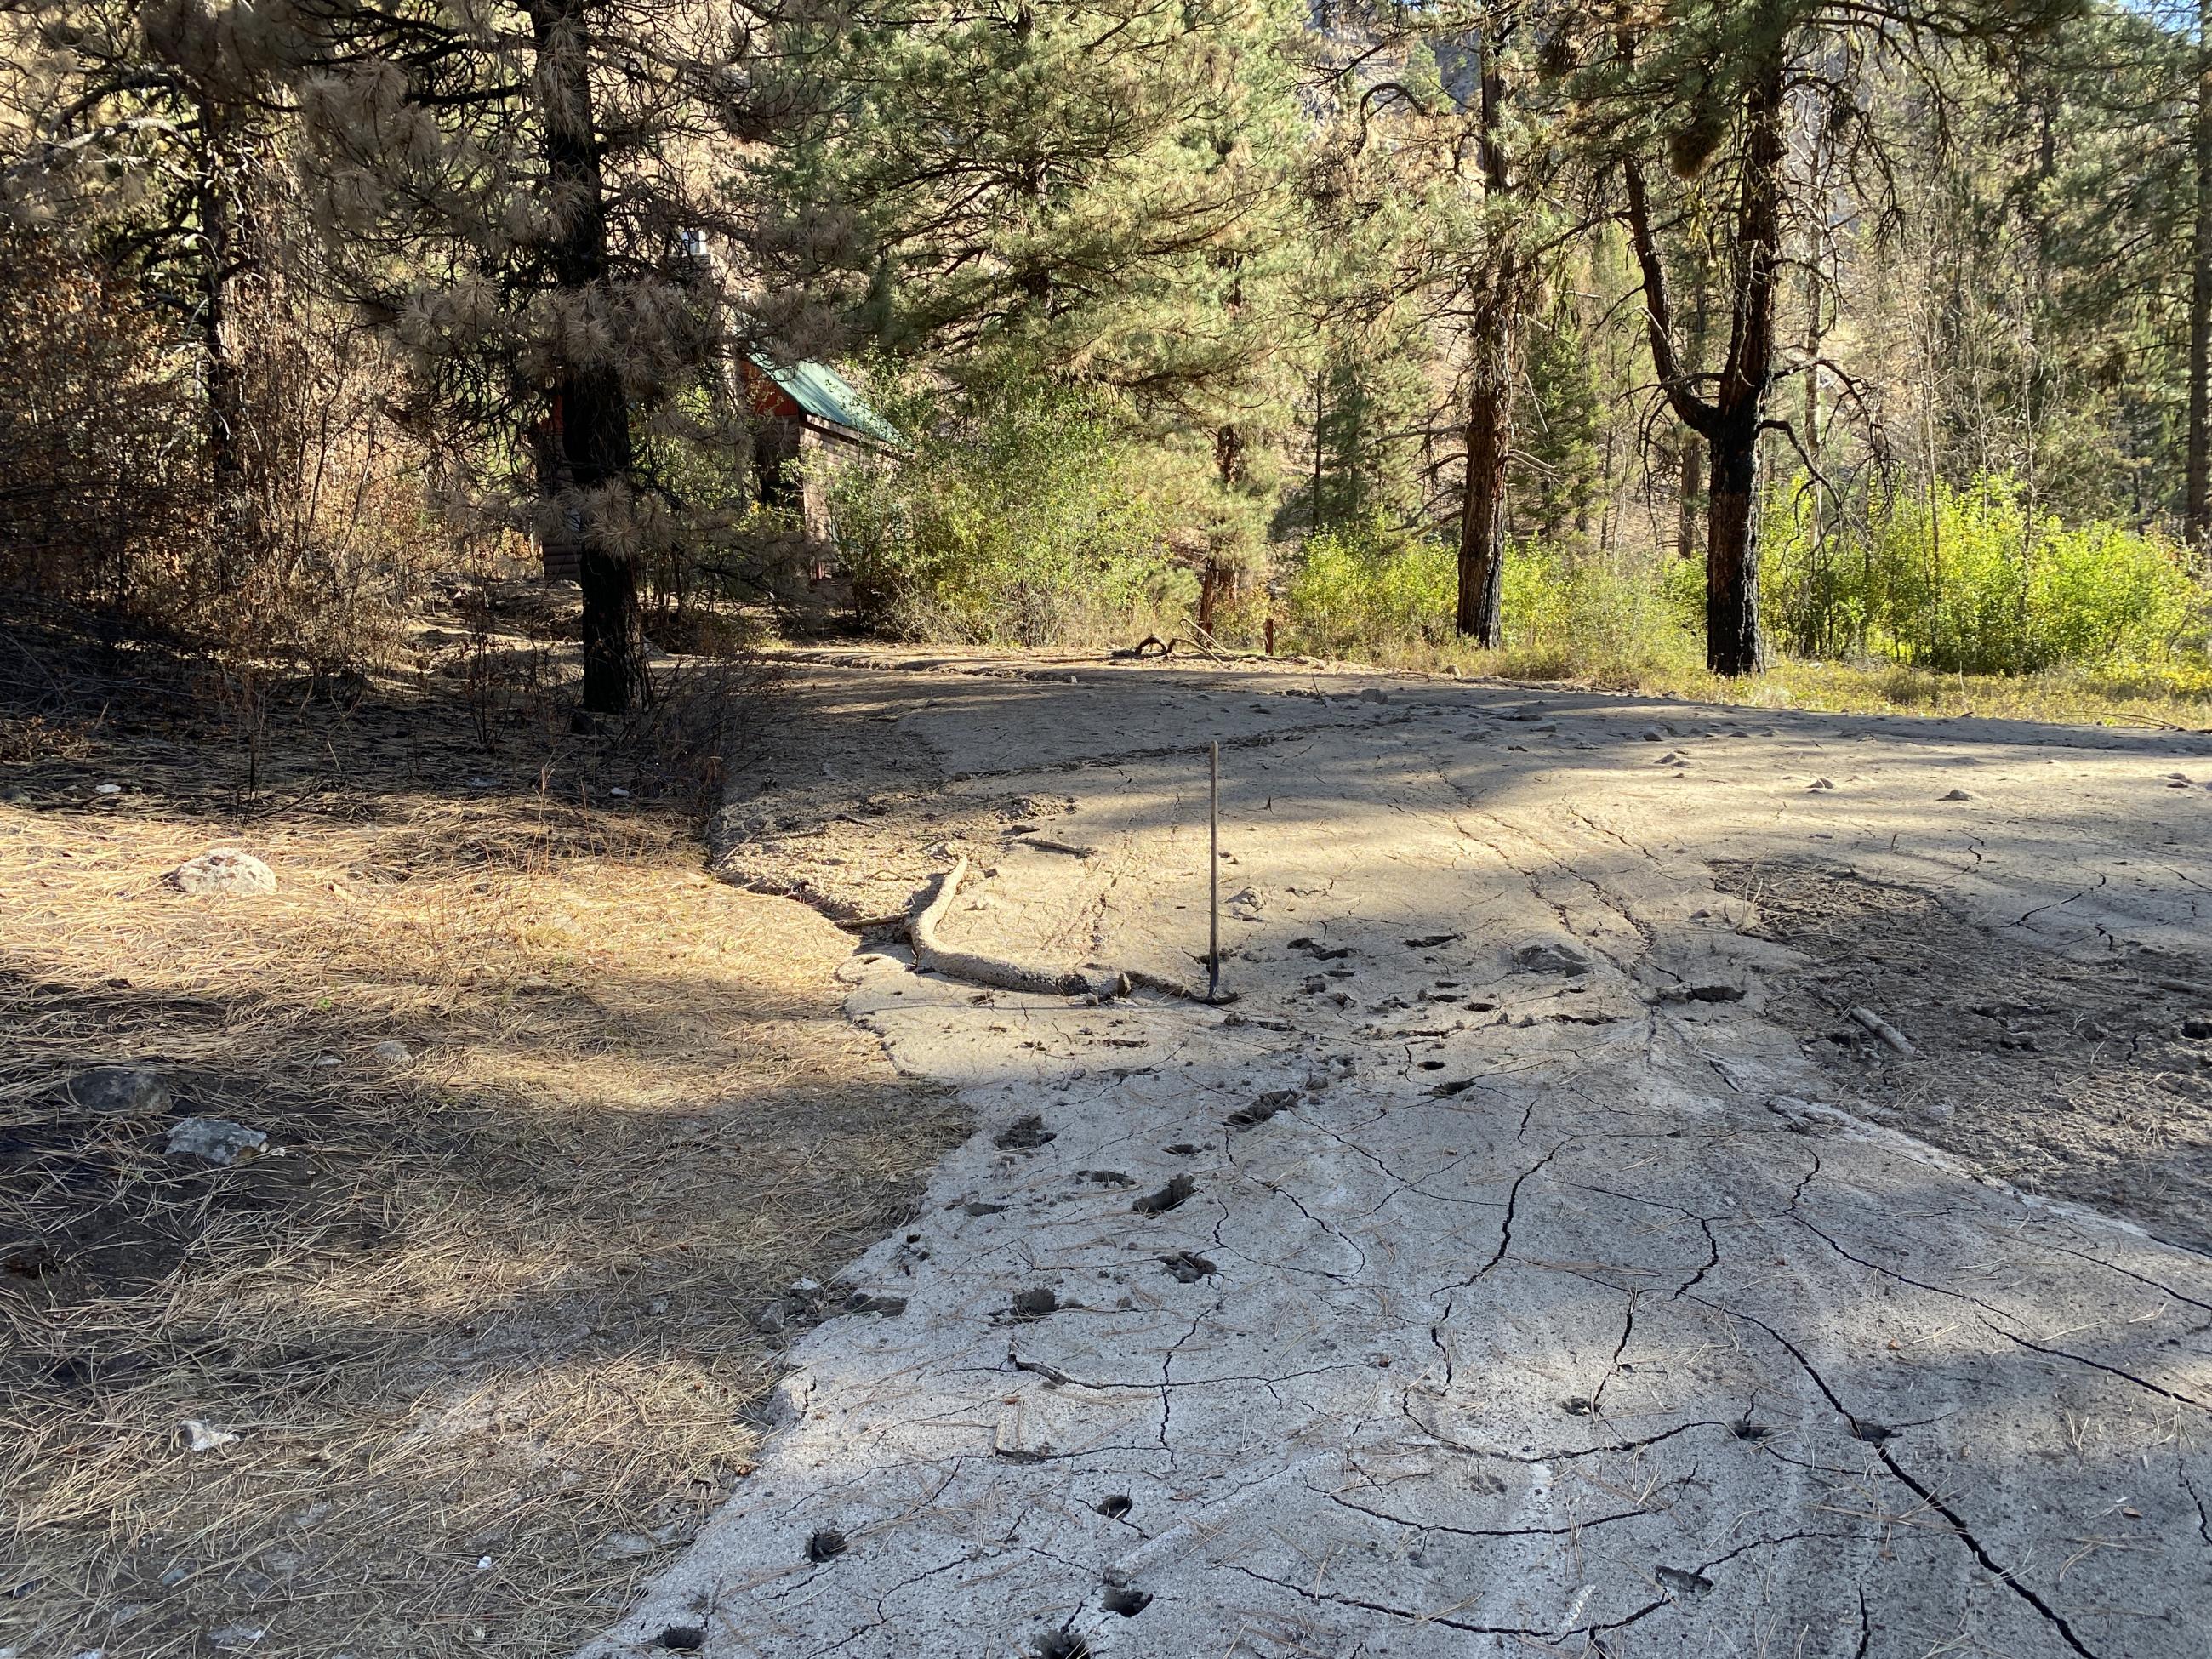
[9,0,2212,721]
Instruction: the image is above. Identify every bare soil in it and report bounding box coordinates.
[1713,858,2212,1254]
[0,613,966,1659]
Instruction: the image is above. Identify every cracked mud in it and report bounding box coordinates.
[584,653,2212,1658]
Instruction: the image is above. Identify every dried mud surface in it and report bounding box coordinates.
[596,650,2212,1659]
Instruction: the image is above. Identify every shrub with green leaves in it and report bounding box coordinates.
[1281,518,1456,657]
[821,380,1192,644]
[1764,475,2209,673]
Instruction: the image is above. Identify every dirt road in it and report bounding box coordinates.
[587,653,2212,1659]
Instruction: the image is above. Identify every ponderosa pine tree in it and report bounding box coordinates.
[1576,0,2081,675]
[285,0,830,711]
[3,0,295,577]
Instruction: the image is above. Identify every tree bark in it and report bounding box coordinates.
[1700,60,1786,676]
[1456,261,1517,645]
[531,0,642,714]
[1456,17,1519,647]
[2188,0,2212,549]
[1622,48,1784,677]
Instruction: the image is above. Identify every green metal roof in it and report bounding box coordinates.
[750,356,904,449]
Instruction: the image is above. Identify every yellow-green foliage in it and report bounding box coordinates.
[1284,522,1701,677]
[823,383,1194,645]
[1764,476,2209,673]
[1280,520,1456,657]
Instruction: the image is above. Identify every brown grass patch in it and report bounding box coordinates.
[0,632,964,1657]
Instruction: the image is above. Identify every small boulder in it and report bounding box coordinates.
[1513,940,1592,977]
[170,849,276,898]
[165,1117,267,1166]
[57,1067,171,1116]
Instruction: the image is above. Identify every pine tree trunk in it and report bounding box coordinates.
[1700,58,1787,676]
[197,94,258,591]
[1676,441,1702,561]
[2188,0,2212,549]
[1456,269,1515,645]
[1705,420,1763,675]
[531,0,642,715]
[1455,25,1516,647]
[1675,266,1708,562]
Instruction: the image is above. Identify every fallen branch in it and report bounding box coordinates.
[908,858,1211,1002]
[910,858,1092,996]
[1848,1006,1917,1058]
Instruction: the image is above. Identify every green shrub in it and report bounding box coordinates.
[1764,475,2209,673]
[1281,518,1456,657]
[820,379,1192,645]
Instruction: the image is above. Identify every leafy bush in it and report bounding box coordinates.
[1281,517,1456,657]
[820,379,1193,645]
[1764,475,2209,673]
[1498,542,1702,676]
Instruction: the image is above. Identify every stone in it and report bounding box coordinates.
[594,1531,656,1563]
[368,1040,413,1066]
[1512,939,1592,977]
[180,1418,240,1452]
[166,1117,267,1166]
[1941,789,1973,801]
[170,848,276,898]
[57,1067,171,1116]
[1357,687,1388,704]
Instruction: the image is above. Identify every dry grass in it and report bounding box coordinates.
[0,623,965,1658]
[1314,632,2212,730]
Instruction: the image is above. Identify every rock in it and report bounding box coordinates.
[170,848,276,898]
[1009,1287,1061,1320]
[57,1067,171,1116]
[755,1303,787,1334]
[180,1418,240,1452]
[1641,730,1664,742]
[1357,687,1389,704]
[1806,778,1835,792]
[1512,940,1592,977]
[165,1117,267,1166]
[208,1623,265,1649]
[368,1040,413,1066]
[1941,789,1973,801]
[94,783,123,795]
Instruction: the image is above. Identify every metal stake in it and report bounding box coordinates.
[1207,739,1221,1001]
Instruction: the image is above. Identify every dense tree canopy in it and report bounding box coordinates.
[7,0,2212,701]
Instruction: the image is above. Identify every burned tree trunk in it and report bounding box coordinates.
[1699,66,1785,676]
[1623,54,1785,676]
[1455,23,1520,647]
[1455,261,1518,646]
